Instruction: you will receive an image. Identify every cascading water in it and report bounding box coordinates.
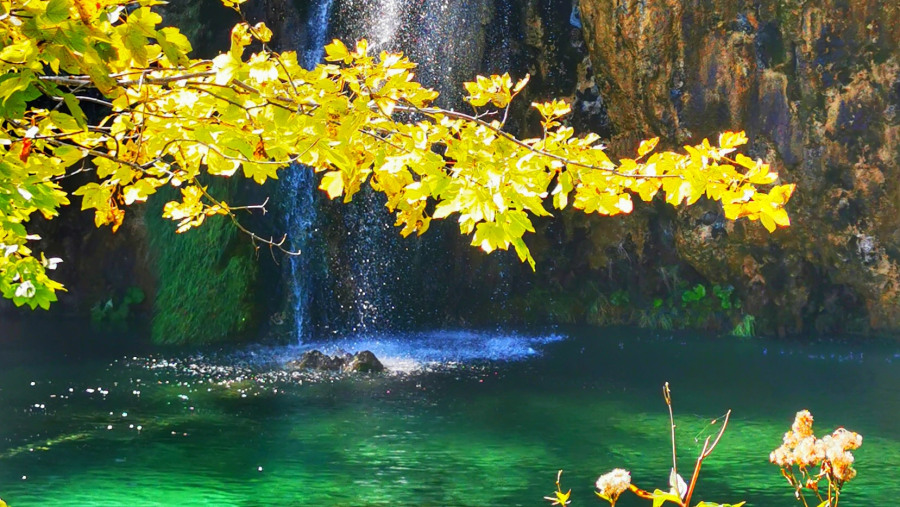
[302,0,336,68]
[282,0,334,342]
[283,0,528,339]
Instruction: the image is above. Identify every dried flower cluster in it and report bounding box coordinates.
[595,468,632,504]
[770,409,863,499]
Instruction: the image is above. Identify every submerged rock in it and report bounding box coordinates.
[287,350,385,373]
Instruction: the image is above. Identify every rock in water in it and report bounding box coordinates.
[343,351,385,373]
[287,350,343,371]
[286,349,385,373]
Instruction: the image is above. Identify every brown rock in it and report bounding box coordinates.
[578,0,900,333]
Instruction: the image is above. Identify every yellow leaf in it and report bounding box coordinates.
[320,171,344,199]
[230,22,253,55]
[636,179,661,201]
[769,183,795,204]
[531,99,571,119]
[432,200,458,219]
[638,137,659,158]
[248,55,279,83]
[252,22,273,43]
[719,130,748,149]
[353,39,369,58]
[212,53,241,85]
[512,74,530,94]
[324,39,351,63]
[615,194,633,213]
[723,203,743,220]
[734,153,758,170]
[759,212,776,232]
[767,206,791,227]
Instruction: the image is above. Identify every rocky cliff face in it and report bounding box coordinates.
[579,0,900,334]
[19,0,896,338]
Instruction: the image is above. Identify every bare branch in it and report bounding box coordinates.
[682,409,732,507]
[50,95,115,108]
[193,182,300,256]
[664,382,678,479]
[39,70,217,87]
[702,409,731,458]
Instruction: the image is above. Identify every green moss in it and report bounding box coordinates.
[146,181,258,345]
[90,286,146,325]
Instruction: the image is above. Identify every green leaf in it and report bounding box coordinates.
[45,0,71,23]
[52,144,84,168]
[62,94,88,128]
[49,111,81,132]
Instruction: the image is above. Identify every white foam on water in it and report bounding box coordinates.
[246,329,565,374]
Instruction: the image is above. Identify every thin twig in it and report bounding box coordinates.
[664,383,678,479]
[682,410,731,507]
[50,95,115,108]
[192,179,300,256]
[39,70,217,87]
[396,104,683,180]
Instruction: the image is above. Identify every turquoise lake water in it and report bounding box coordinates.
[1,322,898,506]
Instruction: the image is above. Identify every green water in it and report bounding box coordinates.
[1,322,898,506]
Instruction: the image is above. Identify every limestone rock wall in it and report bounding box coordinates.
[579,0,900,334]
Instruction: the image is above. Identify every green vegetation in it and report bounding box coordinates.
[89,285,145,325]
[146,182,257,344]
[592,279,752,335]
[732,314,756,338]
[509,273,756,336]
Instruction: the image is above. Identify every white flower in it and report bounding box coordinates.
[596,468,631,501]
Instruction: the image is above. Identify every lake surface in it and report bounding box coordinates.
[1,322,898,506]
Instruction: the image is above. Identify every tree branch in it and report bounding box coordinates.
[396,104,683,180]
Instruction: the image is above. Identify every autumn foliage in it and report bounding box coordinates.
[0,0,794,310]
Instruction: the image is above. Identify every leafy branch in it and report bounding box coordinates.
[0,0,794,311]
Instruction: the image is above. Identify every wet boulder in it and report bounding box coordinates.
[342,350,385,373]
[287,350,344,371]
[286,349,385,373]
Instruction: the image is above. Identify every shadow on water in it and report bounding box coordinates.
[1,324,898,506]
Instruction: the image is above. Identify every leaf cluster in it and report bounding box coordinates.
[0,0,795,311]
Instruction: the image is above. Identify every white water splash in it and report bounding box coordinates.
[208,330,566,375]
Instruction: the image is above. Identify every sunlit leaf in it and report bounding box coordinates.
[638,137,659,158]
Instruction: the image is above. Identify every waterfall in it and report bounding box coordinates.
[283,0,522,339]
[283,0,335,343]
[329,0,487,335]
